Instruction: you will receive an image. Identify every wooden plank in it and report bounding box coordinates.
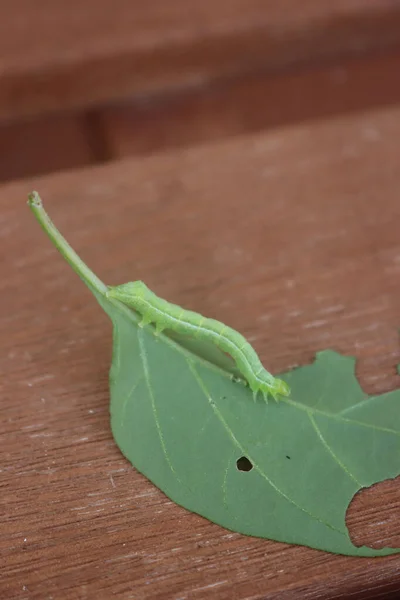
[98,50,400,159]
[1,105,400,599]
[2,0,400,120]
[0,113,95,183]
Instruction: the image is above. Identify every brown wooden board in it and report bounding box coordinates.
[2,0,400,120]
[98,50,400,160]
[1,105,399,598]
[0,113,95,183]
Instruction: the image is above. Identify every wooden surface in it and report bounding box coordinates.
[2,0,400,119]
[1,103,399,599]
[3,49,400,185]
[98,49,400,159]
[0,112,96,183]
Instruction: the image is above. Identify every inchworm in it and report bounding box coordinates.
[107,281,290,402]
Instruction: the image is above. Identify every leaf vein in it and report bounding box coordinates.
[120,376,144,428]
[308,412,362,486]
[284,398,400,437]
[137,328,180,480]
[110,320,121,381]
[222,452,236,511]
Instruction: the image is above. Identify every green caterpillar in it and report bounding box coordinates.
[107,281,290,402]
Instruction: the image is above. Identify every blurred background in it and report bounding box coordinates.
[2,0,400,183]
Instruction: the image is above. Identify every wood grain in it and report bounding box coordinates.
[98,50,400,159]
[2,0,400,119]
[1,104,400,598]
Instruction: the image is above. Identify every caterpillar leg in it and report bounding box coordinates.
[138,314,152,328]
[154,322,165,336]
[262,391,270,404]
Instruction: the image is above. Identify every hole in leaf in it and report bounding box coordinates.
[346,475,400,549]
[236,457,253,472]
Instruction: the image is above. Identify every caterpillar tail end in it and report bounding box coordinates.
[268,378,291,403]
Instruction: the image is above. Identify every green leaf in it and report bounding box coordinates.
[29,193,400,557]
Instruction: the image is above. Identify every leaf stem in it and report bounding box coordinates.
[28,191,108,296]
